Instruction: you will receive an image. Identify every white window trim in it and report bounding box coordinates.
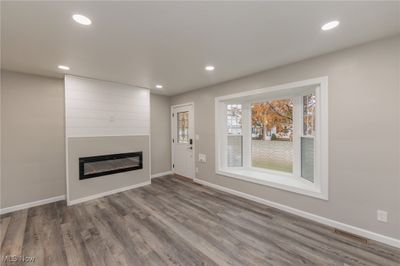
[215,77,329,200]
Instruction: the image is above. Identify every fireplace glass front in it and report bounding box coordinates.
[79,152,143,180]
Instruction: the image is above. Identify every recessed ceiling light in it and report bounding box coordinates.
[72,14,92,26]
[205,65,215,71]
[58,65,70,70]
[321,20,340,31]
[155,84,163,89]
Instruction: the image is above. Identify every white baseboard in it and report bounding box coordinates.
[67,180,151,206]
[0,195,66,215]
[194,178,400,248]
[151,170,173,179]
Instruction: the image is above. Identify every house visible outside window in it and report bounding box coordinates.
[215,77,328,199]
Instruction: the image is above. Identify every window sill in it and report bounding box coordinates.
[217,168,328,200]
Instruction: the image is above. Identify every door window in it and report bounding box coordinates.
[177,111,189,143]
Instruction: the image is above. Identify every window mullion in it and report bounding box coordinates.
[314,85,321,187]
[242,102,251,168]
[220,102,228,169]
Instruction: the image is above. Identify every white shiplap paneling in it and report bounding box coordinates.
[65,75,150,137]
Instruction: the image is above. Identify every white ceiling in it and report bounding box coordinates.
[2,1,399,95]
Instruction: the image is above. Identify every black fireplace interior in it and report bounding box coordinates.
[79,152,143,180]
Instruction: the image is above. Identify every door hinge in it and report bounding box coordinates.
[172,113,174,117]
[172,138,174,143]
[173,164,175,168]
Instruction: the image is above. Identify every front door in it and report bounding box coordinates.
[172,104,194,179]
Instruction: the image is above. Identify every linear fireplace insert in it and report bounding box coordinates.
[79,152,143,180]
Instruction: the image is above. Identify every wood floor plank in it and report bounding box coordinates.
[60,205,94,266]
[72,204,117,266]
[83,202,135,265]
[61,221,94,266]
[1,209,28,257]
[1,175,399,266]
[0,216,11,248]
[21,213,46,266]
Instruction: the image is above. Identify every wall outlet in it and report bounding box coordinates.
[198,154,206,163]
[377,210,388,222]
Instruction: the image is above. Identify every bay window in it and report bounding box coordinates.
[215,77,328,199]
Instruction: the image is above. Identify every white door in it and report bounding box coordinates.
[172,104,195,179]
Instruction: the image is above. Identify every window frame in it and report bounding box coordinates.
[215,77,328,200]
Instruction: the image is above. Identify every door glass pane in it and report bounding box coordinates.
[251,98,293,173]
[177,111,189,143]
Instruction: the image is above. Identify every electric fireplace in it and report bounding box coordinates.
[79,152,143,180]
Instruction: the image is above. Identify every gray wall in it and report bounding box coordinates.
[0,71,171,208]
[1,70,65,208]
[171,36,400,239]
[67,136,150,202]
[150,94,171,175]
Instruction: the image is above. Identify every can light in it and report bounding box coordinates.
[205,65,215,71]
[72,14,92,26]
[58,65,70,70]
[321,20,340,31]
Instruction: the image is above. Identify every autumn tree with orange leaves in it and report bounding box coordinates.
[251,99,293,140]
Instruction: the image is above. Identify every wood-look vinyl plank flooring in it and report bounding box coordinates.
[1,175,399,266]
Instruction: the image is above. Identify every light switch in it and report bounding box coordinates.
[195,134,200,140]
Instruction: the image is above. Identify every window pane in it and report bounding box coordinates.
[251,99,293,173]
[227,135,242,167]
[303,94,316,136]
[227,104,242,135]
[301,137,314,182]
[301,94,315,182]
[177,111,189,143]
[226,104,242,166]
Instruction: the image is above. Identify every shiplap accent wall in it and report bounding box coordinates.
[65,75,150,137]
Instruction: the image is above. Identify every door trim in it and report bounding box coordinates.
[171,102,195,180]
